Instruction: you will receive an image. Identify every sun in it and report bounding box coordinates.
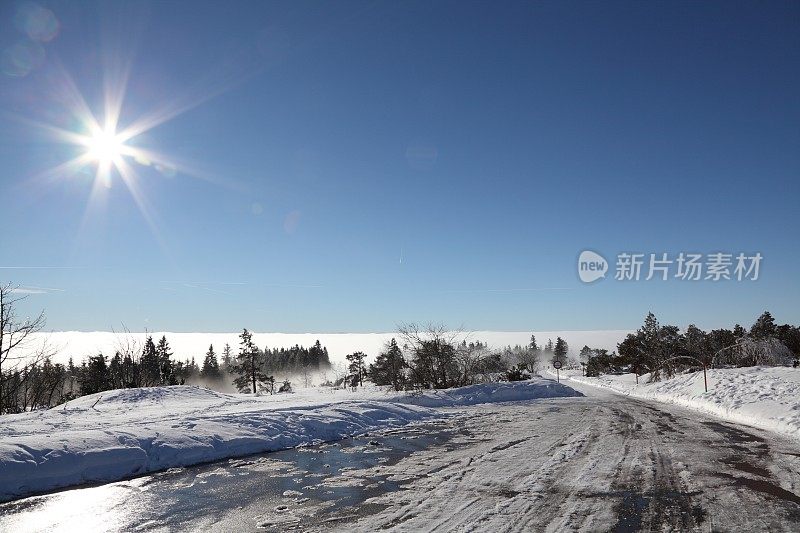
[19,57,232,252]
[85,126,125,165]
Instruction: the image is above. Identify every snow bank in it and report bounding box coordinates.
[0,378,577,501]
[394,380,582,408]
[560,366,800,441]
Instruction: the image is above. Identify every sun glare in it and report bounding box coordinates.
[21,49,229,255]
[85,127,124,165]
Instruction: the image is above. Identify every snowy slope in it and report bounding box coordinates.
[0,378,580,502]
[558,366,800,441]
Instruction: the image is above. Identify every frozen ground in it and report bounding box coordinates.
[0,379,579,502]
[557,366,800,441]
[2,379,799,532]
[353,382,800,532]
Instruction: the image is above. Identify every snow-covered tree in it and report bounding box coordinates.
[579,345,592,362]
[734,337,792,367]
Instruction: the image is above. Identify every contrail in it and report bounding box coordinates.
[0,266,80,269]
[438,287,574,293]
[182,283,234,296]
[12,286,65,294]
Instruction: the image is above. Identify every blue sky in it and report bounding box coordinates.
[1,0,798,333]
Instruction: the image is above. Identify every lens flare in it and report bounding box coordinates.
[13,28,252,258]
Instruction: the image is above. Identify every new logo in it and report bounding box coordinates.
[578,250,608,283]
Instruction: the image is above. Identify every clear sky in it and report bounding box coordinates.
[1,0,798,333]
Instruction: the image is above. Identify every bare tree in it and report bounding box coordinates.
[113,325,144,388]
[518,349,540,373]
[330,361,348,389]
[454,341,495,386]
[301,364,312,388]
[397,323,467,389]
[504,344,539,373]
[1,283,49,414]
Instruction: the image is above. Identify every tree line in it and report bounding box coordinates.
[350,313,798,391]
[584,311,799,380]
[0,283,334,414]
[222,329,332,394]
[358,324,569,391]
[3,282,797,413]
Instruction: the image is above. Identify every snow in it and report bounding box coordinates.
[385,381,583,408]
[3,376,800,531]
[556,366,800,441]
[0,378,580,502]
[349,392,800,532]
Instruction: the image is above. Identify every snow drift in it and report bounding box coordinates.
[561,366,800,441]
[0,378,580,502]
[393,380,583,408]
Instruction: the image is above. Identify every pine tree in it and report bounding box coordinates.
[640,312,661,374]
[201,344,221,381]
[156,335,175,385]
[617,333,642,373]
[221,343,233,373]
[586,348,613,377]
[529,335,539,352]
[368,339,405,390]
[309,340,326,369]
[189,357,200,379]
[684,324,707,360]
[544,339,554,355]
[750,311,777,339]
[108,353,124,389]
[553,337,568,363]
[79,354,109,395]
[776,324,800,367]
[261,375,276,394]
[322,346,330,367]
[141,336,161,386]
[231,329,271,393]
[346,351,367,388]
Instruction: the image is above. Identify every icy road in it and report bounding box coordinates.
[1,381,799,532]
